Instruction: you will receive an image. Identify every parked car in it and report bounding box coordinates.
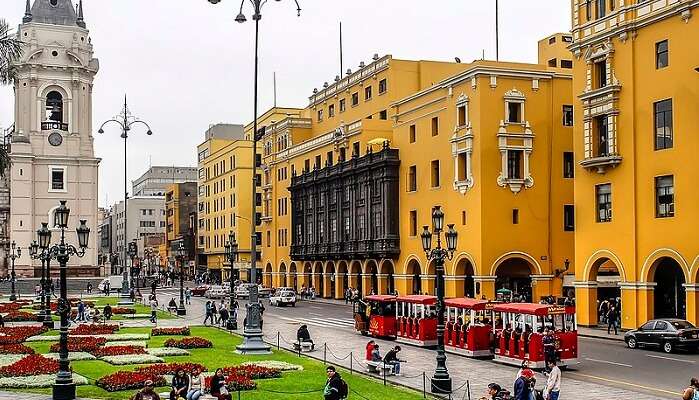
[97,276,123,293]
[191,285,210,297]
[624,319,699,353]
[205,286,228,299]
[269,290,297,307]
[235,283,272,299]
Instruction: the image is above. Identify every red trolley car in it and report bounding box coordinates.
[353,295,397,338]
[492,303,578,368]
[395,295,438,347]
[444,298,497,358]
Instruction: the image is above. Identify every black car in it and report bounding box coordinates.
[624,319,699,353]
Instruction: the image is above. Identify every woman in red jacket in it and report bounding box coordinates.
[365,340,376,361]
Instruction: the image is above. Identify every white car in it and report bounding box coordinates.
[235,284,272,299]
[205,286,228,299]
[270,290,296,307]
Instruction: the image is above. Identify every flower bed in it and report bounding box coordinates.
[0,326,48,344]
[0,303,21,313]
[27,333,150,342]
[72,323,120,335]
[151,327,190,336]
[31,303,57,311]
[241,361,303,371]
[164,337,212,349]
[91,345,145,357]
[0,373,88,389]
[49,336,107,353]
[136,362,207,376]
[44,352,96,361]
[204,375,256,393]
[111,307,136,315]
[0,344,35,354]
[103,340,147,348]
[223,365,282,380]
[96,371,166,392]
[145,347,190,357]
[0,354,59,377]
[0,355,26,368]
[3,311,38,322]
[100,354,164,365]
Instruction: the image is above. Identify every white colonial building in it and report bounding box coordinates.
[9,0,100,276]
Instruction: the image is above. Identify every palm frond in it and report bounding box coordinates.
[0,18,23,85]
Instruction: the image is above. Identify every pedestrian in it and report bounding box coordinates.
[150,297,158,324]
[212,301,218,324]
[77,300,85,322]
[383,345,405,375]
[599,298,609,324]
[542,328,556,367]
[210,368,231,400]
[151,280,157,294]
[371,344,382,362]
[186,367,203,400]
[185,288,192,305]
[365,340,376,361]
[35,284,41,296]
[0,314,5,328]
[607,305,618,335]
[323,366,347,400]
[683,378,699,400]
[219,306,229,328]
[132,379,161,400]
[513,369,534,400]
[86,282,92,294]
[544,360,561,400]
[203,301,214,325]
[104,304,112,321]
[104,281,110,296]
[480,383,510,400]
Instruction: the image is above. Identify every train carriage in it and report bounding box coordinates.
[444,298,497,358]
[353,295,397,338]
[395,295,438,347]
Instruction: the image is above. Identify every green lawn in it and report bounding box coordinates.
[18,326,425,400]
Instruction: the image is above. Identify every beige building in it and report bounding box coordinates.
[10,0,100,276]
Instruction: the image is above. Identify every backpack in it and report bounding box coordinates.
[495,389,511,400]
[692,387,699,400]
[338,377,348,399]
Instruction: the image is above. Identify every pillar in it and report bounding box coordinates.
[531,275,554,302]
[377,274,388,295]
[421,274,435,295]
[323,273,333,298]
[334,274,344,300]
[573,281,598,326]
[473,275,496,300]
[361,274,372,296]
[445,276,464,298]
[684,284,699,327]
[635,282,655,329]
[394,274,410,296]
[618,282,643,330]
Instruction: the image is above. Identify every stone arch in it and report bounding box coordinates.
[313,261,324,295]
[263,263,272,288]
[406,258,423,295]
[324,261,336,298]
[492,252,539,302]
[691,256,699,285]
[449,252,477,276]
[453,255,475,298]
[303,262,312,288]
[379,259,395,295]
[364,259,379,295]
[582,249,627,282]
[490,251,543,276]
[279,262,287,287]
[337,260,349,295]
[289,262,298,290]
[349,260,363,294]
[648,256,687,319]
[640,248,690,283]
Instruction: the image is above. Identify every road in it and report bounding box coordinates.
[155,288,690,399]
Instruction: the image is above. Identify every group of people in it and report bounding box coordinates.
[131,367,232,400]
[480,360,561,400]
[203,299,238,327]
[299,285,317,300]
[74,300,101,323]
[598,297,621,335]
[365,340,405,375]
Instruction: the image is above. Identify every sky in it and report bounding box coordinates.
[0,0,571,208]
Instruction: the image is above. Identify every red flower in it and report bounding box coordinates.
[151,327,191,336]
[136,362,207,376]
[164,337,212,349]
[0,344,35,354]
[96,371,166,392]
[0,326,48,344]
[3,311,38,322]
[49,336,107,353]
[0,354,59,377]
[0,303,21,313]
[111,307,136,315]
[223,365,281,380]
[91,345,145,357]
[72,324,120,335]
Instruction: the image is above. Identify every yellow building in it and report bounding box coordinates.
[197,124,267,283]
[254,43,576,301]
[569,0,699,328]
[165,182,197,275]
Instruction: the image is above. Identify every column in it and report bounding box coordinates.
[473,275,496,300]
[445,276,464,298]
[531,274,554,302]
[393,274,410,296]
[572,281,598,326]
[334,273,344,300]
[361,274,372,296]
[619,282,645,330]
[421,274,435,295]
[323,273,333,298]
[684,284,699,327]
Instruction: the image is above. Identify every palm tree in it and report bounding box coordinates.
[0,18,23,175]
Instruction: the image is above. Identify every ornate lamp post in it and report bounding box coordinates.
[420,206,458,395]
[225,231,239,330]
[127,241,137,291]
[8,241,21,301]
[37,200,90,400]
[176,242,187,316]
[30,235,54,328]
[98,97,153,305]
[206,0,300,355]
[29,241,43,321]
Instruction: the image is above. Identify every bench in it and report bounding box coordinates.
[292,341,315,352]
[159,392,216,400]
[365,360,394,375]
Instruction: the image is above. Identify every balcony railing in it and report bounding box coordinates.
[41,121,69,131]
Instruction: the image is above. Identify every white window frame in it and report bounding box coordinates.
[451,94,474,194]
[48,165,67,193]
[504,88,526,125]
[496,121,534,193]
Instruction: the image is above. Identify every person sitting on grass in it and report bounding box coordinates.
[210,368,231,400]
[132,379,161,400]
[103,304,112,321]
[170,368,189,400]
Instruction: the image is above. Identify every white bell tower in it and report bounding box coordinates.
[10,0,100,277]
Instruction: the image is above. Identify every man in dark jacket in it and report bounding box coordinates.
[323,366,344,400]
[383,346,404,375]
[513,369,533,400]
[481,383,510,400]
[297,324,314,350]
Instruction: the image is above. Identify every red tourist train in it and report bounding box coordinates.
[353,295,397,338]
[395,295,438,346]
[444,298,497,358]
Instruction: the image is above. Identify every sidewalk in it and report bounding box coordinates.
[578,325,625,342]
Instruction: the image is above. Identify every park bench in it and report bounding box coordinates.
[365,360,394,375]
[160,392,216,400]
[292,341,315,352]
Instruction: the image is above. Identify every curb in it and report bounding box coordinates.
[578,332,625,342]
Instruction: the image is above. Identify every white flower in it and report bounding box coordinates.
[0,374,88,389]
[146,347,190,357]
[104,340,147,348]
[241,361,304,371]
[0,355,26,367]
[44,352,96,361]
[26,333,150,342]
[100,354,164,365]
[122,314,154,319]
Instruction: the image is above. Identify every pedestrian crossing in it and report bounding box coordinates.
[276,316,355,330]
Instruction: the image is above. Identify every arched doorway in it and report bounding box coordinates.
[407,259,422,295]
[651,257,686,319]
[325,262,336,298]
[589,257,622,323]
[338,261,349,296]
[303,262,312,289]
[314,262,324,297]
[263,263,272,288]
[380,260,395,295]
[495,257,535,302]
[350,261,362,295]
[279,263,287,287]
[289,262,298,290]
[454,258,475,298]
[365,260,379,295]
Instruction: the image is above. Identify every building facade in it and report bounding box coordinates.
[9,0,100,277]
[132,166,198,197]
[165,182,197,274]
[111,196,165,268]
[569,0,699,328]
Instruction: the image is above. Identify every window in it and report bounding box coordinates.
[352,142,360,157]
[512,209,519,224]
[326,151,333,166]
[586,0,592,21]
[596,183,612,222]
[595,0,606,18]
[408,166,417,192]
[461,211,466,225]
[317,109,323,122]
[564,205,575,231]
[563,105,574,126]
[595,60,607,88]
[256,193,262,207]
[562,36,573,43]
[431,117,439,136]
[378,79,387,94]
[329,104,335,118]
[549,36,556,44]
[654,99,673,150]
[351,92,359,106]
[409,125,416,143]
[379,110,388,120]
[339,147,346,162]
[409,210,417,236]
[548,58,557,67]
[656,40,668,69]
[365,86,372,101]
[507,102,522,123]
[595,115,609,156]
[49,166,66,191]
[266,231,271,247]
[457,153,468,181]
[507,150,523,179]
[431,160,440,188]
[560,60,573,69]
[339,99,346,112]
[563,152,575,178]
[655,175,674,218]
[654,321,669,331]
[45,91,64,123]
[304,159,310,172]
[457,105,467,126]
[315,155,321,169]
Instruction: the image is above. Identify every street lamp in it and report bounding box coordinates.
[98,96,153,306]
[225,231,239,330]
[127,240,138,291]
[38,200,90,400]
[206,0,300,356]
[28,241,43,321]
[421,206,457,395]
[176,242,187,316]
[7,241,21,301]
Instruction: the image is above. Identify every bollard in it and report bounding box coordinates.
[323,343,327,365]
[467,380,471,400]
[350,351,353,375]
[422,372,426,399]
[277,331,280,350]
[383,361,386,386]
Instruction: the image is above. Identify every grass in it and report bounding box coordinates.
[16,326,425,400]
[22,297,176,321]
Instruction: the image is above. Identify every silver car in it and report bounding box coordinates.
[270,290,296,307]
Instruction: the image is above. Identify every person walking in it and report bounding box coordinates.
[542,328,556,368]
[150,297,158,324]
[212,301,219,325]
[104,281,110,296]
[682,378,699,400]
[323,366,347,400]
[219,306,229,328]
[544,360,561,400]
[513,369,534,400]
[383,345,405,376]
[185,288,192,305]
[77,300,85,322]
[203,301,214,325]
[86,282,92,294]
[607,305,618,335]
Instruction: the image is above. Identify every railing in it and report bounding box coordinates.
[41,121,69,131]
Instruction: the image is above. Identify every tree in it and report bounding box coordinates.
[0,18,23,175]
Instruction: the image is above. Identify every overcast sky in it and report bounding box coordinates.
[0,0,570,208]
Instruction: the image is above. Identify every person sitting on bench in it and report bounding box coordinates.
[370,344,382,362]
[167,298,177,313]
[296,324,314,350]
[383,346,405,376]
